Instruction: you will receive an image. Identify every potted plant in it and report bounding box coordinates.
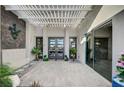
[113,50,124,87]
[43,55,49,61]
[0,65,20,87]
[64,55,69,61]
[70,48,77,61]
[31,47,41,61]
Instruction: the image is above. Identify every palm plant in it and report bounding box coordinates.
[70,48,77,61]
[31,47,41,61]
[0,65,14,87]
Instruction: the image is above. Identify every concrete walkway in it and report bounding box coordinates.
[20,61,111,87]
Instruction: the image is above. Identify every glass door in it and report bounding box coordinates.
[48,37,64,59]
[56,38,64,59]
[48,38,56,59]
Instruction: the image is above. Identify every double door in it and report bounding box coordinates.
[48,37,64,59]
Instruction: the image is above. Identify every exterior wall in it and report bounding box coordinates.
[2,49,28,69]
[26,22,36,61]
[43,27,77,58]
[1,6,26,49]
[2,23,36,69]
[1,6,27,68]
[76,5,102,63]
[112,10,124,74]
[35,27,43,37]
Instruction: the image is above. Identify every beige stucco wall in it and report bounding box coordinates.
[26,22,36,61]
[112,10,124,74]
[2,22,36,69]
[2,49,28,69]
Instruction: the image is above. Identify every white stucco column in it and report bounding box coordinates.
[26,22,30,61]
[82,36,87,64]
[43,28,48,56]
[64,28,69,58]
[78,34,87,64]
[26,22,35,61]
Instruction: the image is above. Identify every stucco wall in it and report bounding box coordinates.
[112,10,124,74]
[1,6,27,68]
[2,23,36,69]
[26,22,36,61]
[43,27,77,57]
[1,6,26,49]
[2,49,28,69]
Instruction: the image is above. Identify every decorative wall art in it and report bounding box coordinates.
[1,6,26,49]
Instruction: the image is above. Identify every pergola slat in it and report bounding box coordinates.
[4,5,92,28]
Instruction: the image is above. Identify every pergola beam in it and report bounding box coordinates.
[6,5,92,11]
[32,22,74,25]
[5,7,92,11]
[18,16,85,19]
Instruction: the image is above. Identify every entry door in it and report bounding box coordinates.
[48,37,64,59]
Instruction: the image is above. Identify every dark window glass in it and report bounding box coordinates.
[69,37,77,59]
[36,37,43,59]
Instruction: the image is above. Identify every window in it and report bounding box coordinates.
[69,37,77,59]
[36,37,43,59]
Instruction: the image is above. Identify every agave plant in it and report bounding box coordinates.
[31,47,41,61]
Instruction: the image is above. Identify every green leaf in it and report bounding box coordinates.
[0,65,14,77]
[0,77,12,87]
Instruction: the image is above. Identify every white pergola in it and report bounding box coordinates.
[4,5,92,28]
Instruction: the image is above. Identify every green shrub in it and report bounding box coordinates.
[64,55,69,61]
[0,65,14,77]
[31,47,41,61]
[0,65,13,87]
[0,77,12,87]
[70,48,77,61]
